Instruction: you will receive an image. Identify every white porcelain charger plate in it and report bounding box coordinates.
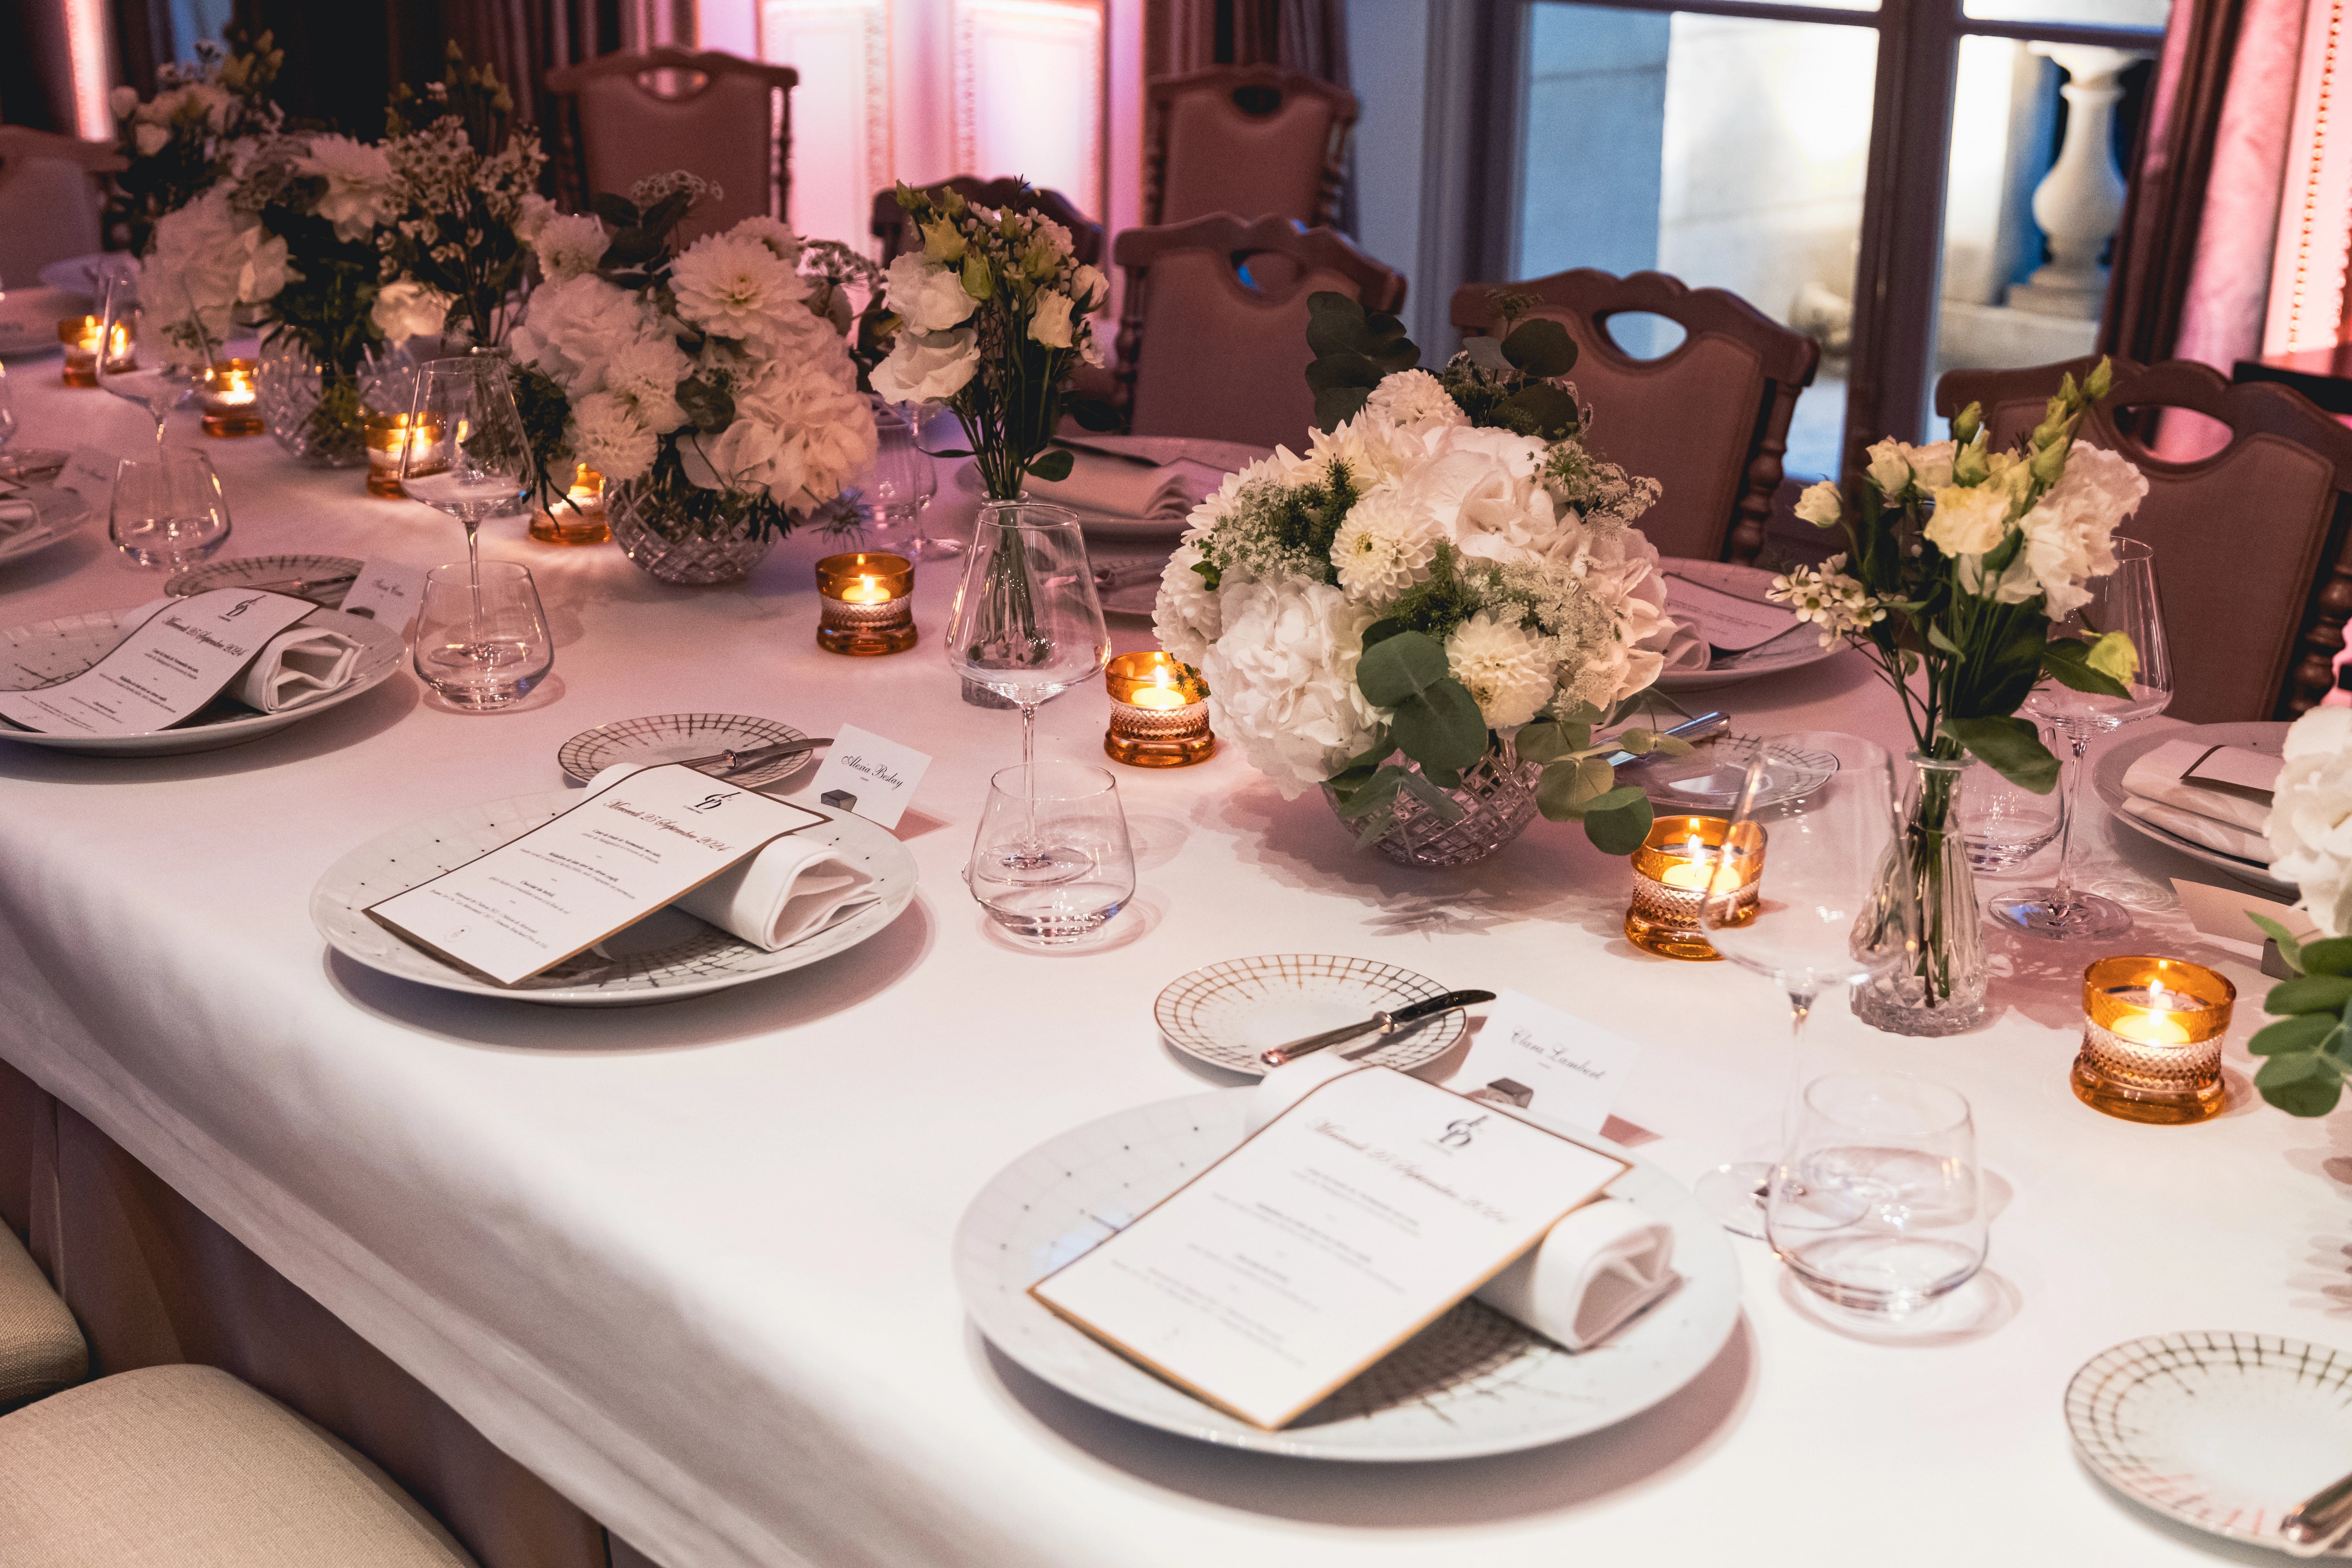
[951,436,1267,539]
[0,485,93,569]
[166,553,366,608]
[0,285,85,357]
[557,713,820,791]
[955,1089,1741,1460]
[310,788,917,1006]
[2090,719,2294,898]
[1655,561,1842,691]
[0,604,403,756]
[1154,953,1470,1079]
[2068,1331,2352,1554]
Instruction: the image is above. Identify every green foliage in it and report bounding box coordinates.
[2042,635,2132,699]
[1356,633,1488,781]
[1304,292,1421,430]
[1943,715,2059,793]
[2247,914,2352,1116]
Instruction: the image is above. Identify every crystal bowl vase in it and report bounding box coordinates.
[1324,746,1543,869]
[257,338,368,468]
[606,480,777,586]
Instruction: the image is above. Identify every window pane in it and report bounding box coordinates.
[1961,0,2166,33]
[1517,4,1878,479]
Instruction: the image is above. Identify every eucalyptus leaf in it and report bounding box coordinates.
[1515,720,1577,765]
[1356,631,1453,708]
[1537,754,1614,817]
[2303,936,2352,976]
[1500,317,1578,379]
[2250,912,2307,973]
[1463,335,1513,372]
[1387,681,1488,773]
[1944,715,2059,793]
[1579,786,1655,855]
[1064,397,1121,432]
[1026,449,1074,483]
[1400,769,1470,822]
[1500,382,1580,439]
[590,192,639,229]
[2250,1013,2337,1056]
[2267,975,2352,1015]
[2255,1051,2345,1117]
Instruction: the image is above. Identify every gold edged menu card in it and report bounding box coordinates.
[0,589,317,736]
[1030,1067,1630,1429]
[365,764,826,987]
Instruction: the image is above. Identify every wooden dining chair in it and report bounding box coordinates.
[869,178,1102,267]
[542,49,797,243]
[1937,356,2352,722]
[1450,269,1820,566]
[1144,65,1357,229]
[1112,215,1406,449]
[0,126,119,283]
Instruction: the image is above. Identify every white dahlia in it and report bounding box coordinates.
[1330,490,1439,605]
[1445,610,1555,729]
[1363,369,1465,434]
[670,230,807,340]
[533,214,609,285]
[1153,541,1223,668]
[567,392,658,484]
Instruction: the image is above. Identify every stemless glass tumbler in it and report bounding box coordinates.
[412,560,553,710]
[109,449,232,568]
[967,760,1136,945]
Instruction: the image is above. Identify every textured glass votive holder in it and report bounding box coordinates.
[364,412,443,498]
[1103,651,1214,767]
[817,552,916,655]
[2074,956,2235,1124]
[1625,814,1762,961]
[59,317,131,387]
[531,463,611,545]
[199,358,264,436]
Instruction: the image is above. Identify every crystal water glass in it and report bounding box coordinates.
[109,450,231,568]
[967,760,1136,944]
[1766,1071,1988,1316]
[413,560,553,710]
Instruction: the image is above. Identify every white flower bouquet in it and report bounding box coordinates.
[507,175,875,542]
[2246,706,2352,1115]
[1155,293,1684,854]
[106,30,285,254]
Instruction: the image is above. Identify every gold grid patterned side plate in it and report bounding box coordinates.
[559,713,816,792]
[1154,954,1467,1079]
[165,554,365,607]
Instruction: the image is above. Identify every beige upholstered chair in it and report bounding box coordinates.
[1938,356,2352,723]
[0,127,119,286]
[0,1223,82,1412]
[543,49,797,243]
[1450,270,1821,565]
[1113,215,1406,449]
[1145,66,1357,228]
[871,178,1102,268]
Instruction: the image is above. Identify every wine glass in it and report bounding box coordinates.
[98,277,200,448]
[947,505,1110,874]
[1989,538,2173,940]
[1697,731,1914,1236]
[400,358,533,678]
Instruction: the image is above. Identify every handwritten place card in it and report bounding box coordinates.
[0,589,314,736]
[2183,745,2283,799]
[808,723,931,829]
[1449,989,1646,1131]
[56,446,120,509]
[337,560,430,627]
[1032,1066,1627,1430]
[366,763,828,987]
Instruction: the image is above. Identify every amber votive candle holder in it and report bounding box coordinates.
[530,463,612,545]
[816,552,916,655]
[58,316,131,387]
[198,357,263,436]
[2074,956,2236,1124]
[1103,651,1214,767]
[364,411,443,498]
[1625,814,1763,960]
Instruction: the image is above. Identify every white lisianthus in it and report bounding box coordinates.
[1199,577,1380,797]
[1071,263,1109,310]
[669,230,807,340]
[533,213,608,284]
[869,326,979,404]
[1446,610,1555,728]
[1330,489,1440,604]
[110,85,138,118]
[1902,440,1958,492]
[882,252,978,334]
[1865,438,1914,495]
[1153,541,1223,668]
[370,279,450,345]
[601,335,690,435]
[134,122,169,157]
[296,134,398,242]
[1923,483,2012,558]
[568,392,659,484]
[1794,479,1842,528]
[2272,706,2352,935]
[1028,290,1075,350]
[2017,444,2144,617]
[1363,369,1467,435]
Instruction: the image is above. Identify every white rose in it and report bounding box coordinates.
[1923,483,2011,559]
[371,279,450,346]
[882,252,977,334]
[869,326,978,404]
[1446,610,1555,730]
[1865,438,1913,495]
[1028,290,1074,350]
[1198,577,1380,797]
[1793,479,1842,528]
[2270,705,2352,935]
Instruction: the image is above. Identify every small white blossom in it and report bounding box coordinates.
[1768,554,1885,648]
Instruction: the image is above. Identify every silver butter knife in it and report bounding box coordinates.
[1258,989,1497,1069]
[672,736,834,777]
[2283,1466,2352,1555]
[1604,710,1729,769]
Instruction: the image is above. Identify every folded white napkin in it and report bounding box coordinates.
[2122,739,2278,836]
[0,499,38,539]
[230,625,363,713]
[1245,1058,1676,1352]
[1661,618,1710,673]
[1027,451,1195,520]
[2123,796,2271,864]
[582,764,878,950]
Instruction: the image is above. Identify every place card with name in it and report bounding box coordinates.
[0,589,315,736]
[808,723,931,829]
[337,560,430,626]
[1031,1066,1628,1429]
[56,446,120,508]
[366,764,828,986]
[1450,989,1646,1131]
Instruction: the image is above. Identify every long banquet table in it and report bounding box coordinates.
[0,365,2332,1568]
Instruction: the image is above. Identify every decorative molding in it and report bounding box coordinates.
[953,0,1105,212]
[2266,0,2352,354]
[759,0,891,245]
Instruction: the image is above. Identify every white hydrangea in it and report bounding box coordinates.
[1330,489,1440,605]
[508,273,652,397]
[699,330,875,507]
[1446,610,1555,728]
[2271,705,2352,935]
[669,230,807,341]
[295,134,397,242]
[1198,577,1381,797]
[1152,541,1223,668]
[1392,423,1566,566]
[2018,444,2145,617]
[1363,369,1467,435]
[533,214,609,284]
[141,189,285,361]
[568,392,658,483]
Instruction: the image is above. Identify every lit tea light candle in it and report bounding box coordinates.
[58,317,132,387]
[363,411,445,499]
[1104,650,1214,767]
[2076,956,2236,1123]
[198,358,263,437]
[815,552,916,655]
[1625,814,1764,961]
[530,463,611,546]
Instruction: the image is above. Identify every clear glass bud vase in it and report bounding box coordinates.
[1852,749,1990,1036]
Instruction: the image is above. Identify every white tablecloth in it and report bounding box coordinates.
[0,365,2325,1568]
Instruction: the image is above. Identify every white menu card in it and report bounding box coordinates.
[1032,1067,1628,1429]
[0,589,316,736]
[1663,572,1802,652]
[367,764,826,986]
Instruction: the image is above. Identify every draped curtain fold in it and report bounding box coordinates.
[443,0,618,130]
[1147,0,1351,87]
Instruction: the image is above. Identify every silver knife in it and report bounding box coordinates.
[2283,1466,2352,1555]
[671,736,834,777]
[1604,711,1729,768]
[1258,989,1497,1069]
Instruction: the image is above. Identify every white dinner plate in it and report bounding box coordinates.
[166,553,365,608]
[1154,953,1470,1079]
[2068,1331,2352,1555]
[36,252,135,303]
[1655,561,1842,691]
[955,1090,1742,1460]
[0,485,94,569]
[557,713,820,791]
[310,788,918,1006]
[2090,720,2294,898]
[0,285,86,357]
[0,605,403,756]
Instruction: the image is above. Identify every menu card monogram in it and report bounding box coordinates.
[367,764,826,986]
[1031,1067,1628,1429]
[0,589,315,736]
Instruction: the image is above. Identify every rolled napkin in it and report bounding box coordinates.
[2121,739,2279,836]
[1245,1058,1677,1351]
[582,764,879,950]
[0,499,38,540]
[1026,450,1196,521]
[2123,797,2271,864]
[229,624,363,713]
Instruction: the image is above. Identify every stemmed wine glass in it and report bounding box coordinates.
[1697,731,1915,1237]
[399,357,534,692]
[1989,539,2173,940]
[98,276,202,448]
[947,505,1110,874]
